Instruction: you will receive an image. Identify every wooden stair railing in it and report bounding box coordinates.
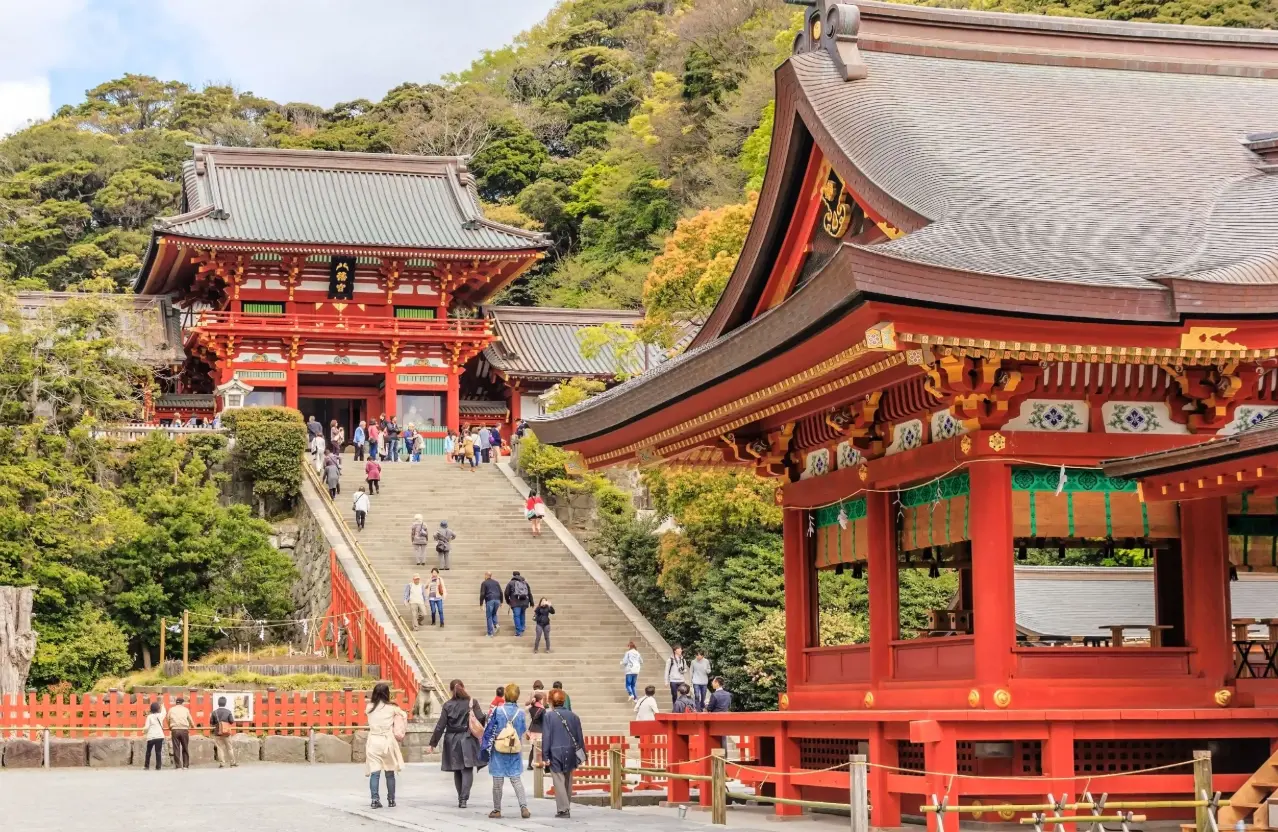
[1219,747,1278,830]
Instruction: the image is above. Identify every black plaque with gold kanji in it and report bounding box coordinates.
[328,256,356,299]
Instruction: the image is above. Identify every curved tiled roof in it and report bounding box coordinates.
[156,145,548,252]
[792,49,1278,289]
[483,306,677,380]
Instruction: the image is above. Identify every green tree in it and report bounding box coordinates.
[470,120,549,201]
[92,164,181,228]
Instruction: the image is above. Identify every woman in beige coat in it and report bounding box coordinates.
[365,682,406,809]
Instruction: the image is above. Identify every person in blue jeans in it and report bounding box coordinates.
[427,568,446,628]
[480,571,503,637]
[620,641,642,701]
[504,571,533,637]
[690,650,712,712]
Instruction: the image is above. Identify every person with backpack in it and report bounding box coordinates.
[352,487,370,531]
[634,685,660,721]
[427,567,446,627]
[620,641,643,701]
[540,688,586,818]
[532,597,555,654]
[504,571,533,637]
[482,683,530,819]
[365,682,407,809]
[434,520,456,570]
[410,514,429,566]
[364,457,382,495]
[664,645,688,708]
[210,695,237,767]
[428,680,488,809]
[673,683,698,714]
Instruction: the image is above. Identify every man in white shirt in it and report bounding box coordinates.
[634,685,660,721]
[403,574,428,630]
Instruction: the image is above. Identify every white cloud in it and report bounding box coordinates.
[0,79,52,137]
[154,0,559,106]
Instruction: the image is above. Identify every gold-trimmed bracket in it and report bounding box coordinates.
[866,321,897,351]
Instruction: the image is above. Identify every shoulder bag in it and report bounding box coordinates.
[554,710,587,765]
[467,699,485,740]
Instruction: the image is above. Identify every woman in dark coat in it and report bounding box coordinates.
[428,680,487,808]
[540,688,585,818]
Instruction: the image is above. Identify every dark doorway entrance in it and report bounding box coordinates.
[300,397,365,449]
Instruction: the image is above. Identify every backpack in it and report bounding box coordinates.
[510,579,530,603]
[493,705,522,754]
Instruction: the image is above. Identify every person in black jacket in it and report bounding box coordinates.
[504,571,533,637]
[526,691,546,770]
[210,696,237,767]
[532,598,554,654]
[428,680,488,808]
[480,571,503,637]
[540,689,586,818]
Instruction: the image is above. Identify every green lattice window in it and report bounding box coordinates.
[395,307,437,320]
[242,301,285,316]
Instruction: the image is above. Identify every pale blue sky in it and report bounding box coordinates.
[0,0,560,135]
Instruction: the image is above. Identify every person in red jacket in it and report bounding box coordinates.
[365,458,382,495]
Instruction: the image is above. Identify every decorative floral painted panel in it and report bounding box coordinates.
[1004,399,1088,432]
[801,447,831,479]
[930,409,968,442]
[885,419,923,456]
[1101,402,1187,435]
[836,441,862,470]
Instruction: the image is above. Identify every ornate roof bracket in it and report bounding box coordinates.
[791,0,868,81]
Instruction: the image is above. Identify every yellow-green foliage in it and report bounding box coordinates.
[94,670,377,693]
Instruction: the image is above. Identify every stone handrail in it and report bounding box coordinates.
[93,424,226,442]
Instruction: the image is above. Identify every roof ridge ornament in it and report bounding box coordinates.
[789,0,868,81]
[1242,131,1278,172]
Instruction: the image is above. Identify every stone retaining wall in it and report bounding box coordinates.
[0,732,379,768]
[274,505,331,627]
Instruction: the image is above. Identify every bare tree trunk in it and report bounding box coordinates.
[0,586,37,695]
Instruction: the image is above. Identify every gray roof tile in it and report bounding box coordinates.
[483,307,679,379]
[158,146,548,252]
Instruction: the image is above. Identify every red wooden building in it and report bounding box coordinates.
[531,1,1278,823]
[135,145,549,433]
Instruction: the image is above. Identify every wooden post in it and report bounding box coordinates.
[711,748,727,825]
[533,738,545,799]
[308,727,317,764]
[610,742,624,810]
[359,610,367,675]
[851,754,869,832]
[42,728,50,768]
[159,617,166,670]
[1193,750,1213,832]
[182,610,189,674]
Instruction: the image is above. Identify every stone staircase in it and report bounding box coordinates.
[337,455,667,736]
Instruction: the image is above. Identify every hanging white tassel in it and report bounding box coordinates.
[301,619,309,637]
[807,514,815,537]
[167,624,181,634]
[837,505,849,529]
[258,620,266,642]
[1055,464,1068,497]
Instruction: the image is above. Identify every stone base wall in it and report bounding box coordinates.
[273,504,331,627]
[1,732,362,768]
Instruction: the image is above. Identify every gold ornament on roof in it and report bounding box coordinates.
[858,463,869,482]
[988,432,1007,452]
[960,435,973,456]
[821,170,854,238]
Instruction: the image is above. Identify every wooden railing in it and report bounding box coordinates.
[92,424,224,442]
[189,310,491,339]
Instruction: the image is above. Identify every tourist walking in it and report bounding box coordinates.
[443,430,456,460]
[541,688,585,818]
[532,597,554,654]
[210,696,237,767]
[469,427,483,467]
[167,695,193,769]
[707,676,732,713]
[352,487,370,531]
[365,682,407,809]
[353,420,367,461]
[477,424,492,464]
[504,571,533,637]
[489,426,503,462]
[330,419,345,450]
[664,646,688,707]
[673,683,697,714]
[404,424,418,462]
[634,686,660,721]
[480,571,502,636]
[307,414,323,440]
[459,430,476,471]
[482,683,530,819]
[368,421,381,461]
[427,567,446,627]
[434,520,456,570]
[428,681,488,809]
[310,432,325,473]
[143,701,166,770]
[411,514,429,566]
[386,417,401,462]
[404,574,428,630]
[551,680,572,711]
[620,641,642,701]
[691,650,712,712]
[324,453,341,498]
[365,457,382,495]
[525,492,546,536]
[526,691,546,771]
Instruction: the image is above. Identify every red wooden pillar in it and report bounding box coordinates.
[783,509,812,690]
[668,730,691,804]
[446,370,461,433]
[284,370,299,410]
[869,722,901,827]
[507,380,521,432]
[384,370,399,420]
[1044,721,1076,796]
[775,723,803,817]
[969,462,1015,689]
[867,491,899,682]
[696,721,715,808]
[1180,498,1232,684]
[922,726,957,832]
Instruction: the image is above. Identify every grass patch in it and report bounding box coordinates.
[93,670,378,693]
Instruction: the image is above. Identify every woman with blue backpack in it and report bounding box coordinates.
[481,683,530,819]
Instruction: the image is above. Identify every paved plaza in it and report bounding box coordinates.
[0,763,849,832]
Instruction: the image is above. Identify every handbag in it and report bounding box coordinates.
[466,699,485,740]
[392,708,408,742]
[554,710,587,766]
